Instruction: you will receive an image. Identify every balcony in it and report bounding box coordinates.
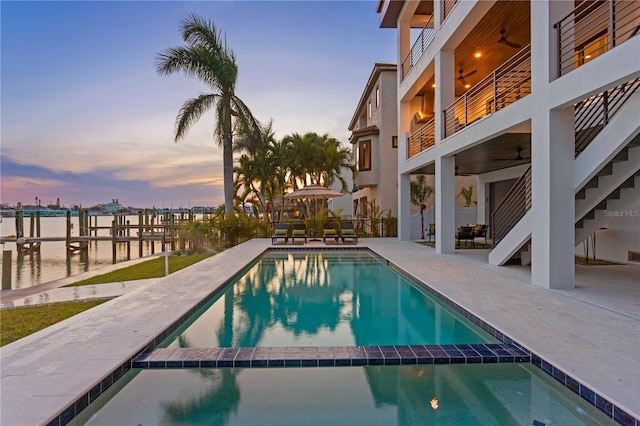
[444,45,531,139]
[555,0,639,77]
[401,14,435,81]
[407,117,435,159]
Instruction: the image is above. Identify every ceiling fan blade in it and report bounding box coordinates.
[463,70,477,78]
[504,40,522,49]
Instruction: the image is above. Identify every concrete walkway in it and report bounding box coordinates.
[0,239,638,425]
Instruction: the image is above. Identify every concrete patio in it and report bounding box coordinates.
[1,239,638,425]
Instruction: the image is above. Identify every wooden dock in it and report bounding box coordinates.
[1,210,195,261]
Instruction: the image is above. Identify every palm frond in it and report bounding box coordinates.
[174,93,219,141]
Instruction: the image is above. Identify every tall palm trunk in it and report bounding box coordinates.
[222,102,234,216]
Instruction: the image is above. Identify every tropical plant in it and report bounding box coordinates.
[410,175,433,240]
[155,14,259,215]
[458,185,477,207]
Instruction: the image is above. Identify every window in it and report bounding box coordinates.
[392,136,398,148]
[368,101,372,118]
[376,87,380,107]
[358,140,371,171]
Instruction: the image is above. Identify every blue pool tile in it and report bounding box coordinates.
[200,360,217,368]
[614,406,635,426]
[335,358,351,366]
[251,359,267,367]
[301,359,318,367]
[579,384,595,404]
[541,360,554,376]
[595,394,613,417]
[89,384,101,403]
[284,359,302,367]
[318,359,335,367]
[565,376,580,393]
[268,359,284,367]
[552,367,566,384]
[183,360,200,368]
[45,417,60,426]
[59,405,75,425]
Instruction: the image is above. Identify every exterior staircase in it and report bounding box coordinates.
[489,79,640,266]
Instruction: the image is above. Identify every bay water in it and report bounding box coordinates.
[1,215,174,290]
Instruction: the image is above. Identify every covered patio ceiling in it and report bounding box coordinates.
[412,132,531,175]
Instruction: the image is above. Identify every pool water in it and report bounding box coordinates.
[164,251,497,348]
[74,364,615,425]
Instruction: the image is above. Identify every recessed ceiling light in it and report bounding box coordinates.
[474,52,482,58]
[432,84,436,88]
[585,54,591,59]
[465,84,470,88]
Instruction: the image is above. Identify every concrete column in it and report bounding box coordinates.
[398,169,412,241]
[435,155,456,253]
[476,176,487,224]
[435,50,455,142]
[531,107,575,289]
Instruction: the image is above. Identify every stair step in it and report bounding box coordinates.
[606,189,620,201]
[576,188,586,199]
[596,163,613,177]
[610,149,629,163]
[584,176,599,189]
[584,210,595,220]
[576,219,584,229]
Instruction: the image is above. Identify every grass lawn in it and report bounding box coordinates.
[1,299,109,346]
[64,252,214,286]
[1,252,215,345]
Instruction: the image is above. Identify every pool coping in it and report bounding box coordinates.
[3,241,636,426]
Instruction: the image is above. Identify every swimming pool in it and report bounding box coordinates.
[163,251,498,348]
[73,363,616,425]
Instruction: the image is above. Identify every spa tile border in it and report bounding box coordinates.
[131,343,530,369]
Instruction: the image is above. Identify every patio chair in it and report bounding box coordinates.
[323,221,339,244]
[291,223,307,244]
[426,223,436,242]
[472,224,488,245]
[456,226,475,248]
[341,223,358,244]
[271,223,290,244]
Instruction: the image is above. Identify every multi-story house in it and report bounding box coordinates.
[378,0,639,289]
[348,63,400,217]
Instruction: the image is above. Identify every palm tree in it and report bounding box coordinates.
[155,14,259,215]
[410,175,433,240]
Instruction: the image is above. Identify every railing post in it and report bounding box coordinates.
[609,0,615,48]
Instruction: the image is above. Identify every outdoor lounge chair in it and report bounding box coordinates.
[456,226,475,248]
[271,223,289,244]
[341,223,358,244]
[323,221,339,244]
[472,224,488,244]
[291,223,307,244]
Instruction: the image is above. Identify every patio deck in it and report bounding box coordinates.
[0,239,638,425]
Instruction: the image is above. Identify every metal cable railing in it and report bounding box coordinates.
[444,45,531,138]
[575,78,640,155]
[401,15,435,81]
[443,0,459,21]
[491,77,639,246]
[555,0,639,77]
[407,117,436,158]
[491,167,531,246]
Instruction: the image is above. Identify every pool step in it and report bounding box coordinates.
[132,343,530,369]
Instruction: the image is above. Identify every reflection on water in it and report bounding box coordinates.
[75,364,615,425]
[166,251,495,348]
[1,216,166,289]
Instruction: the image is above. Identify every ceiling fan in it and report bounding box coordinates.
[457,68,477,85]
[497,29,522,49]
[495,147,531,161]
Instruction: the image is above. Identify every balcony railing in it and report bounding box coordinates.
[575,78,640,155]
[443,0,459,21]
[444,45,531,139]
[401,15,435,81]
[555,0,639,77]
[407,117,436,158]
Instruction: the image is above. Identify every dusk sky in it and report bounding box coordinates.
[1,0,396,209]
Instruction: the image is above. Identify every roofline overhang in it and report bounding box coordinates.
[348,63,397,130]
[377,0,405,28]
